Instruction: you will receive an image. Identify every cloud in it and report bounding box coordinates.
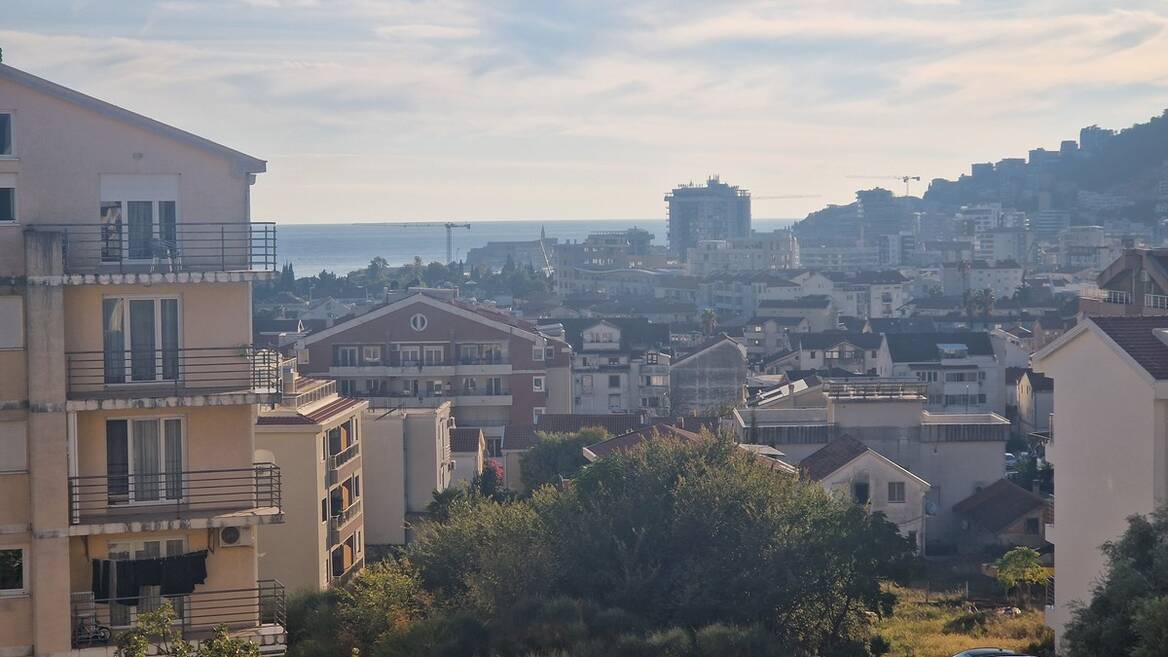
[2,1,1167,222]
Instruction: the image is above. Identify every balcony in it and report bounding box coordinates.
[326,443,361,486]
[334,353,510,376]
[361,390,512,409]
[70,580,286,651]
[328,498,362,544]
[68,464,282,530]
[37,221,276,281]
[332,557,364,585]
[66,346,279,406]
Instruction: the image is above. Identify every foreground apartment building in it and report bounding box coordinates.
[0,65,286,655]
[1033,316,1168,650]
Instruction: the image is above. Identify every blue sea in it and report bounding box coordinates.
[276,218,797,275]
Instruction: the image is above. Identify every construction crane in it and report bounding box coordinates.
[845,175,922,197]
[363,222,471,264]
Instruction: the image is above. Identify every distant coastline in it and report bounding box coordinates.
[275,218,797,274]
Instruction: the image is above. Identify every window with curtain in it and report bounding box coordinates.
[107,418,183,505]
[103,297,179,384]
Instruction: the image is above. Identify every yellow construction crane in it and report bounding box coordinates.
[364,222,471,263]
[845,175,922,197]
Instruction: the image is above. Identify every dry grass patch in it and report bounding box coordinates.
[875,584,1051,657]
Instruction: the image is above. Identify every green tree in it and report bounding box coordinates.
[518,428,609,491]
[700,308,718,336]
[995,546,1049,608]
[116,603,260,657]
[1064,506,1168,657]
[334,560,433,654]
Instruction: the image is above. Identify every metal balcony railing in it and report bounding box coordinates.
[331,557,364,584]
[327,499,362,545]
[326,443,360,486]
[37,222,276,275]
[71,580,285,648]
[68,464,281,525]
[66,346,279,399]
[1146,293,1168,310]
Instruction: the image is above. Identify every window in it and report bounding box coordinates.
[581,375,593,392]
[336,346,358,367]
[0,548,23,594]
[608,357,619,366]
[532,376,545,392]
[0,422,26,472]
[1025,517,1041,535]
[888,482,906,503]
[809,351,817,358]
[338,379,356,395]
[644,375,667,387]
[608,375,621,388]
[533,407,546,422]
[0,114,10,155]
[102,297,180,384]
[487,377,503,395]
[409,313,428,331]
[105,418,183,504]
[645,352,658,365]
[852,482,870,504]
[423,346,444,365]
[98,195,178,264]
[532,346,544,361]
[106,538,184,625]
[399,346,420,366]
[0,297,22,348]
[362,346,382,364]
[487,437,502,458]
[545,346,555,360]
[608,393,621,409]
[0,186,12,223]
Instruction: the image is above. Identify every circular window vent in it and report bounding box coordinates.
[410,313,428,331]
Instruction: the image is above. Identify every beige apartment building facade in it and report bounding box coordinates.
[0,64,285,656]
[256,364,368,593]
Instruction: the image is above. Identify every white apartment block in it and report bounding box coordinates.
[877,333,1005,414]
[1033,316,1168,652]
[941,261,1025,299]
[686,230,800,276]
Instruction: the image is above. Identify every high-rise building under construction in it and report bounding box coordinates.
[665,176,751,261]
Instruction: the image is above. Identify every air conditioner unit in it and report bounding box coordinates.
[218,526,254,548]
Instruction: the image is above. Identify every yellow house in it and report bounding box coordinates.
[0,64,286,656]
[256,362,367,593]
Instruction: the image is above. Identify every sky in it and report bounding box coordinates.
[3,1,1168,223]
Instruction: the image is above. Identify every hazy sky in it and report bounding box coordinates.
[4,1,1168,223]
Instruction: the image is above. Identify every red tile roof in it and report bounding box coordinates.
[256,397,366,426]
[451,428,485,453]
[952,479,1046,533]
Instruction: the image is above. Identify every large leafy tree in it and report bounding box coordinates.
[518,427,608,491]
[1064,506,1168,657]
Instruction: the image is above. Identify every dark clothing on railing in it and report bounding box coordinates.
[92,550,209,605]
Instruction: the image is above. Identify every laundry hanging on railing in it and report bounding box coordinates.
[91,550,209,605]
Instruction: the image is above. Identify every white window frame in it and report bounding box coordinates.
[107,415,186,506]
[103,295,183,385]
[362,345,382,363]
[336,346,358,367]
[532,376,545,393]
[0,173,15,224]
[532,407,546,423]
[399,346,421,365]
[888,481,906,503]
[0,546,26,596]
[423,345,444,365]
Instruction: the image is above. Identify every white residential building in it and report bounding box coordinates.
[1033,316,1168,650]
[941,261,1026,299]
[877,332,1005,414]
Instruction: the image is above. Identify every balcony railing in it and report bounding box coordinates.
[1147,293,1168,310]
[332,557,364,584]
[349,353,509,368]
[71,580,285,648]
[68,464,281,525]
[327,443,360,486]
[66,346,279,399]
[328,499,362,544]
[38,222,276,275]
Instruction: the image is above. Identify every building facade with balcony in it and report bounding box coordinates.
[256,363,368,593]
[876,332,1005,414]
[0,64,284,656]
[1077,247,1168,317]
[544,318,671,416]
[296,292,572,440]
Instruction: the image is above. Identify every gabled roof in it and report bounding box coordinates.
[301,292,545,346]
[0,64,265,173]
[1090,316,1168,380]
[953,479,1046,532]
[883,332,996,363]
[747,316,808,327]
[1022,370,1054,392]
[796,332,883,351]
[549,317,670,352]
[451,428,485,453]
[865,317,938,333]
[256,396,367,427]
[673,334,746,366]
[799,435,869,481]
[582,424,702,461]
[758,348,798,367]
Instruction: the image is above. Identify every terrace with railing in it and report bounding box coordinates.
[66,346,279,400]
[68,464,281,526]
[36,222,276,275]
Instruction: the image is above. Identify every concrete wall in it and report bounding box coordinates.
[1035,327,1166,648]
[255,423,327,594]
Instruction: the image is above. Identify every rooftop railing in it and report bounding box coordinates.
[68,463,281,525]
[37,222,276,275]
[66,346,279,399]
